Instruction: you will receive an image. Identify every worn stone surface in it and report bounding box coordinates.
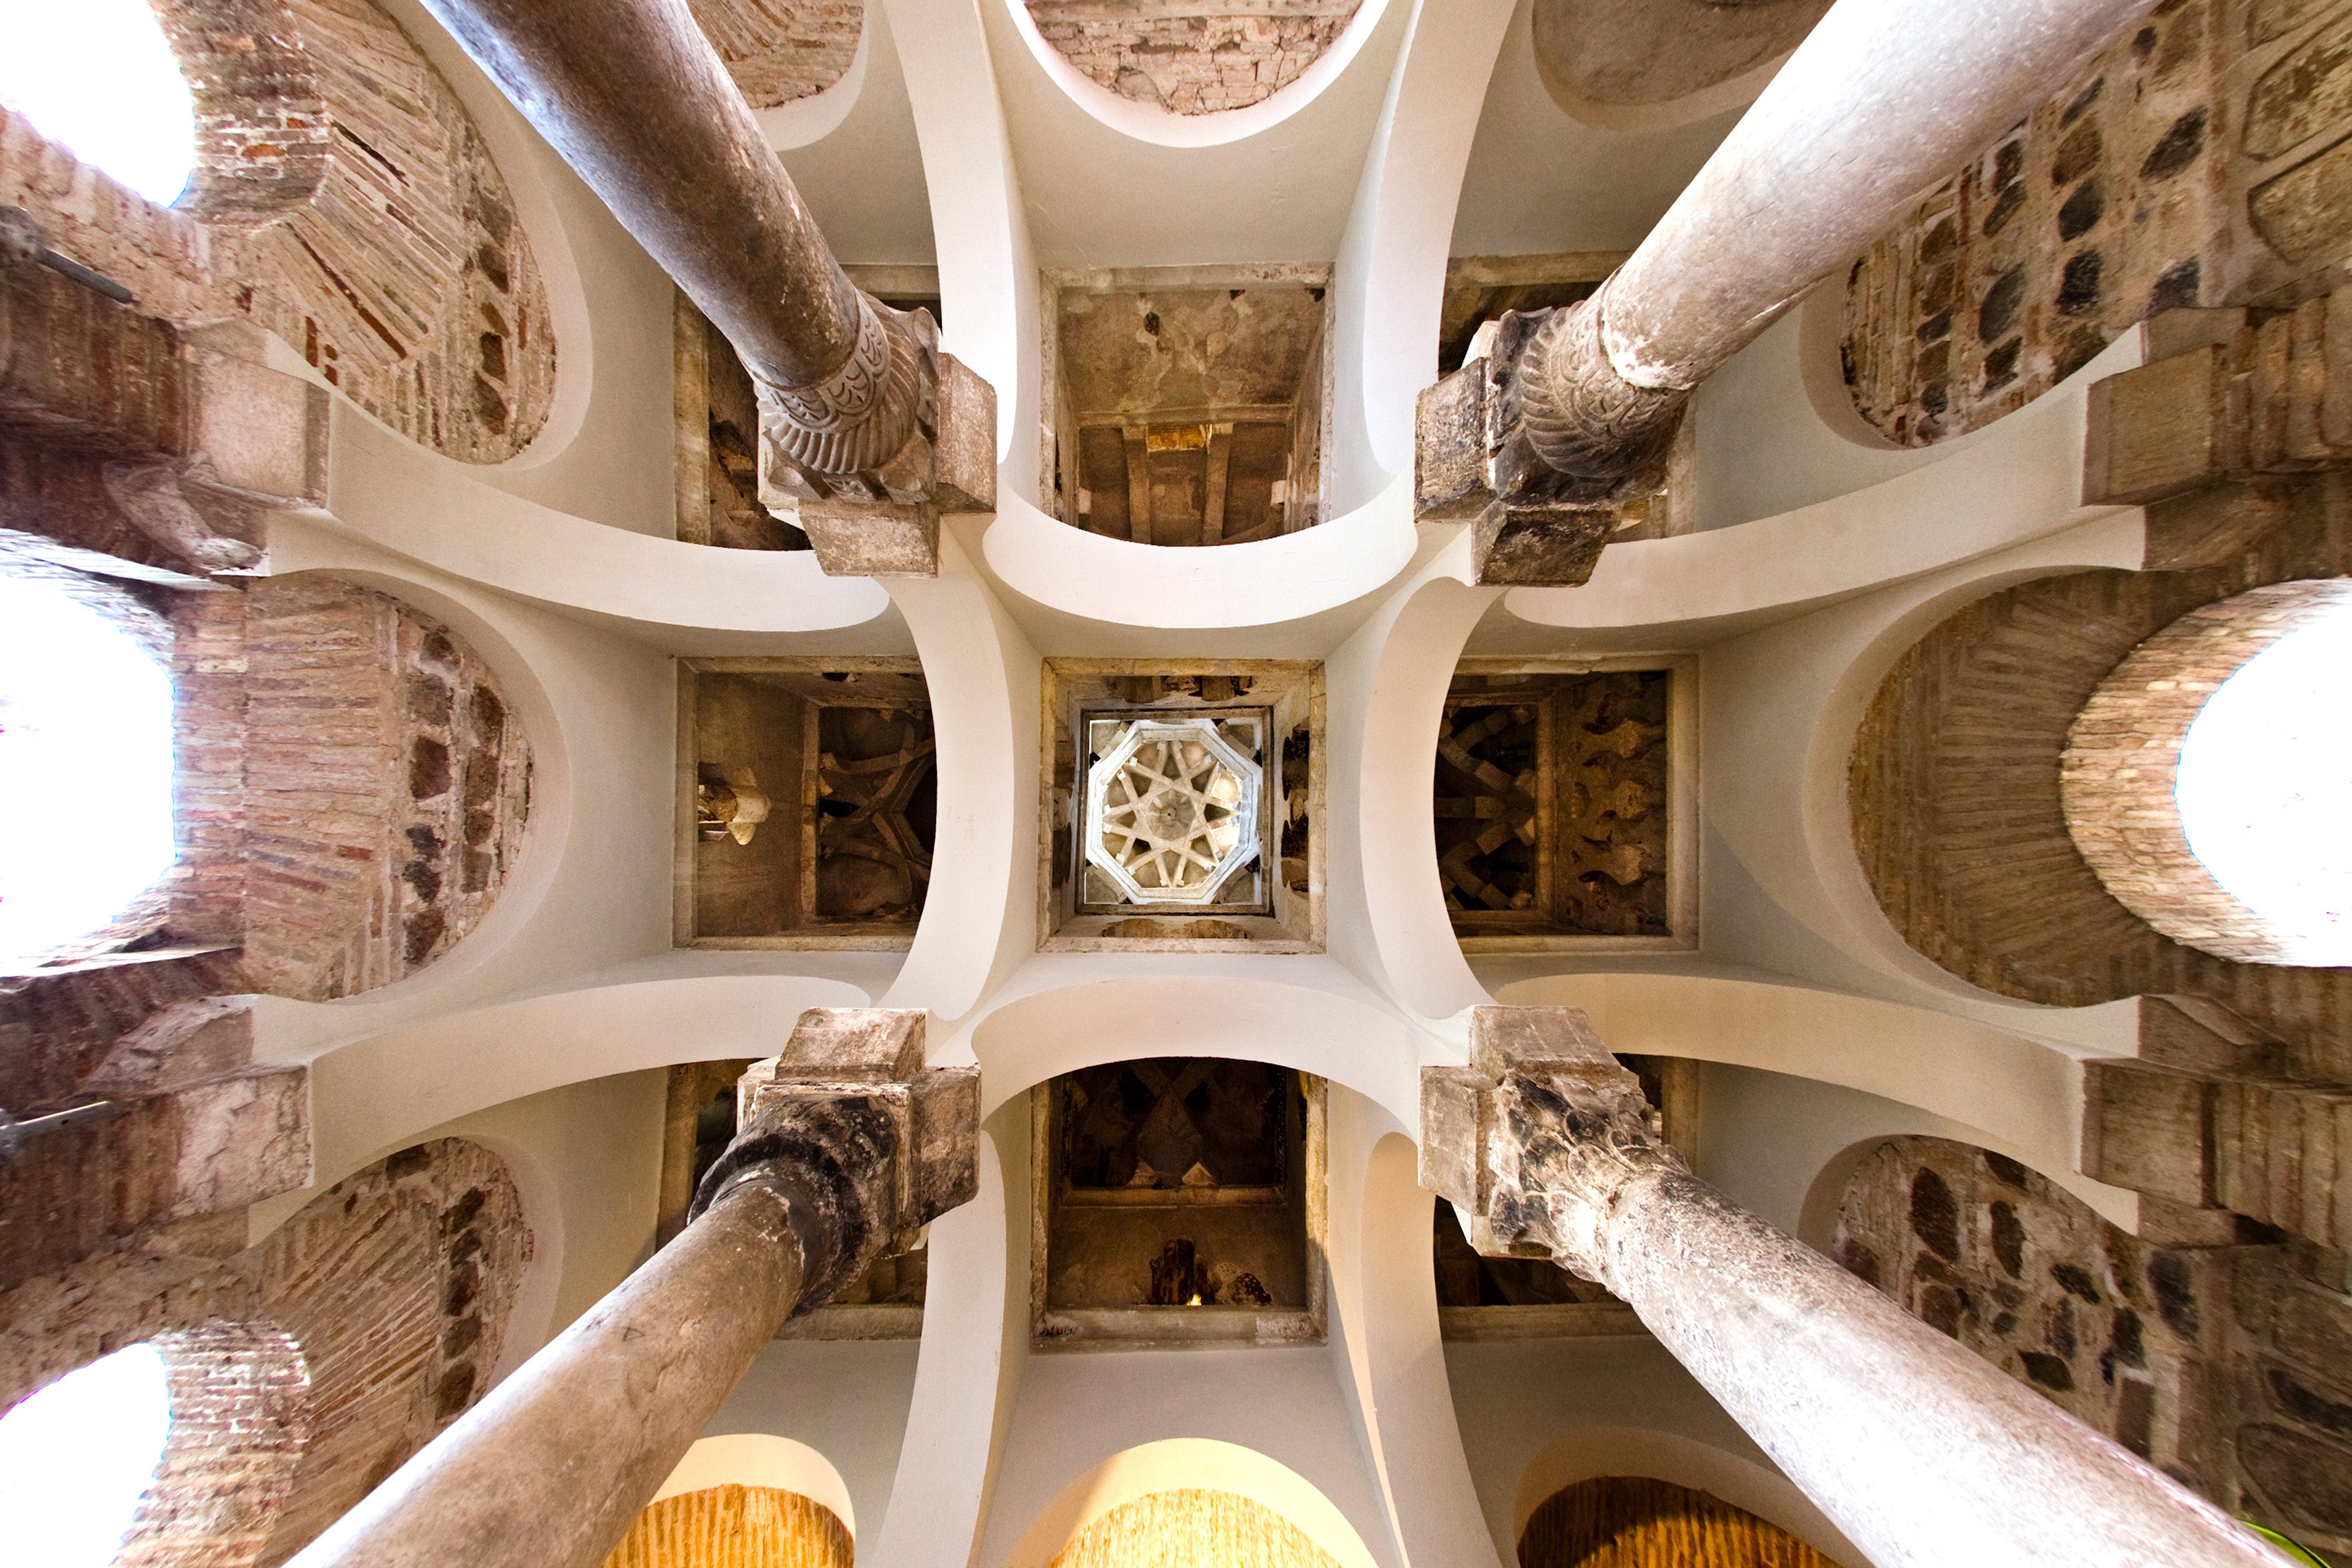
[1025,2,1361,115]
[2063,579,2352,963]
[1426,1005,2282,1568]
[1529,0,1829,114]
[290,1012,979,1568]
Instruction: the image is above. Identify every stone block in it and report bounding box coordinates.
[188,349,329,506]
[2081,1061,2214,1206]
[2139,996,2286,1078]
[1468,502,1613,586]
[795,496,938,577]
[933,351,996,514]
[1417,1066,1486,1211]
[2083,344,2229,505]
[1415,362,1491,521]
[164,1065,312,1221]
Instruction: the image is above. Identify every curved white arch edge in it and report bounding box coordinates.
[994,0,1398,149]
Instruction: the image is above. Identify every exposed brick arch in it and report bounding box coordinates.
[0,0,558,462]
[118,1323,314,1568]
[1845,498,2351,1067]
[0,1137,534,1566]
[1024,3,1363,116]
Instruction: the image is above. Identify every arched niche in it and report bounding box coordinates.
[1511,1430,1856,1568]
[1004,1438,1383,1568]
[1518,1474,1846,1568]
[602,1434,857,1568]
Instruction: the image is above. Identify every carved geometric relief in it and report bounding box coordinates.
[1083,715,1264,907]
[1436,668,1674,943]
[681,660,935,949]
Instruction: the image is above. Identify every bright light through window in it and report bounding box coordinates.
[2175,607,2352,966]
[0,574,177,969]
[0,0,197,207]
[0,1343,174,1567]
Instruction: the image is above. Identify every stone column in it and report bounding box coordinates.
[286,1010,978,1568]
[413,0,993,573]
[1421,1006,2280,1568]
[1418,0,2160,584]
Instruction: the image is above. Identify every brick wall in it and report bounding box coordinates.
[1845,478,2352,1074]
[0,0,556,464]
[1842,0,2352,444]
[2063,579,2352,962]
[0,1137,533,1566]
[1837,1136,2352,1557]
[1024,2,1363,115]
[240,575,531,1001]
[118,1323,312,1568]
[686,0,863,108]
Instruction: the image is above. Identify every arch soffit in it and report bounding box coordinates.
[754,5,875,151]
[978,477,1422,633]
[992,0,1400,151]
[653,1434,859,1542]
[1511,1429,1858,1566]
[1487,970,2137,1226]
[1004,1438,1383,1568]
[963,973,1424,1124]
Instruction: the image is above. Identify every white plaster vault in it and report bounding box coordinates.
[60,0,2261,1564]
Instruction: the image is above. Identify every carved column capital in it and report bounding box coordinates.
[1419,1004,1684,1288]
[754,293,940,508]
[690,1007,979,1311]
[1490,289,1687,506]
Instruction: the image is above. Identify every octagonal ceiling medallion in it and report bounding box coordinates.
[1085,717,1262,904]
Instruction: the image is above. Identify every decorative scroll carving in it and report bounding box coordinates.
[755,294,939,505]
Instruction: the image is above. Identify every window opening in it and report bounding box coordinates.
[2173,605,2352,966]
[0,1343,173,1567]
[0,0,197,207]
[0,571,176,968]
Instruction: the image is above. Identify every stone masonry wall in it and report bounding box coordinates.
[1025,2,1363,115]
[1843,0,2352,444]
[1836,1136,2352,1557]
[241,575,531,1001]
[0,1137,532,1567]
[0,0,556,462]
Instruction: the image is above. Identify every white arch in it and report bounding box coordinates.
[653,1433,859,1542]
[1512,1428,1859,1566]
[1001,1437,1383,1568]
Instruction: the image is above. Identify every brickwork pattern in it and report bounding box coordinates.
[241,575,531,1001]
[1843,0,2352,445]
[1846,478,2352,1078]
[1025,2,1362,115]
[687,0,863,108]
[1837,1136,2352,1557]
[2062,579,2352,962]
[118,1323,312,1568]
[0,1138,532,1567]
[0,0,556,464]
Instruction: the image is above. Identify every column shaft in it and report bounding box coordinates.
[414,0,856,392]
[284,1180,806,1568]
[1600,1168,2277,1568]
[1506,0,2160,493]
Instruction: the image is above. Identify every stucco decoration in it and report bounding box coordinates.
[685,0,864,109]
[1084,716,1263,905]
[1024,2,1361,115]
[2061,578,2352,965]
[1531,0,1830,119]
